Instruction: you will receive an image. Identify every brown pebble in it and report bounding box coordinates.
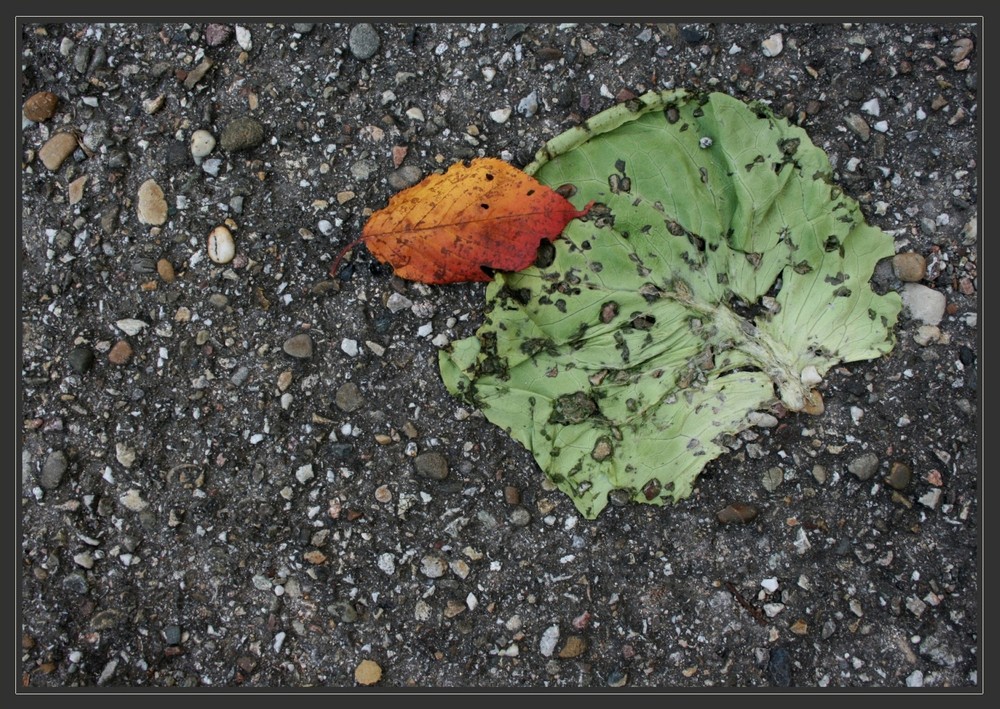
[892,252,927,282]
[137,179,168,225]
[354,659,382,685]
[303,550,327,565]
[931,94,948,111]
[504,485,520,505]
[392,144,408,167]
[716,502,759,524]
[38,132,78,171]
[790,619,809,635]
[558,635,588,658]
[801,389,825,416]
[952,37,974,64]
[68,175,87,205]
[374,485,392,503]
[24,91,59,122]
[108,340,133,364]
[886,461,912,490]
[959,277,975,295]
[157,258,176,283]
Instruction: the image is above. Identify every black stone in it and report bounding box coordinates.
[68,345,94,374]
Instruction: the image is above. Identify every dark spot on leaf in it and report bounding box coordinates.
[534,240,556,268]
[679,123,689,132]
[773,162,785,175]
[549,392,599,425]
[481,203,489,210]
[600,301,619,323]
[779,138,800,156]
[591,437,614,462]
[793,260,813,274]
[832,286,852,297]
[745,155,765,171]
[581,240,591,250]
[699,167,709,184]
[824,272,847,285]
[665,106,680,124]
[642,478,661,500]
[688,234,706,252]
[745,252,763,269]
[629,314,656,330]
[555,183,577,199]
[526,189,535,196]
[717,273,729,284]
[615,159,626,173]
[462,158,473,168]
[555,299,567,312]
[485,172,494,180]
[824,235,841,252]
[667,220,685,236]
[692,107,704,118]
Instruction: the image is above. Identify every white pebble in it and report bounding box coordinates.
[207,225,235,264]
[489,107,512,124]
[763,602,785,617]
[341,338,359,356]
[235,25,252,51]
[800,365,823,387]
[295,463,314,484]
[466,593,478,611]
[481,66,496,81]
[417,323,433,337]
[761,577,780,593]
[318,219,333,235]
[761,33,783,57]
[116,318,148,336]
[861,98,881,117]
[406,107,425,121]
[539,624,560,657]
[272,631,286,652]
[190,129,216,159]
[377,552,396,575]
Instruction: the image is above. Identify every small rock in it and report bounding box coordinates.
[68,346,94,374]
[335,382,363,412]
[182,58,214,89]
[414,452,448,480]
[539,625,560,657]
[952,38,974,63]
[918,488,942,509]
[68,175,87,205]
[420,554,448,578]
[517,91,539,117]
[349,24,381,60]
[38,132,78,171]
[761,33,783,57]
[716,502,758,524]
[204,24,232,46]
[207,225,235,264]
[157,259,175,283]
[283,334,313,359]
[558,636,588,659]
[163,624,182,645]
[190,129,216,159]
[293,23,315,34]
[860,98,881,117]
[901,283,946,325]
[886,461,912,490]
[914,325,945,346]
[108,340,133,365]
[762,467,784,492]
[388,166,422,190]
[23,91,59,122]
[848,452,879,481]
[508,506,531,527]
[40,451,68,490]
[235,25,252,51]
[116,318,148,336]
[893,252,927,282]
[119,489,148,512]
[220,116,265,152]
[844,113,871,142]
[73,45,90,73]
[136,179,167,225]
[340,339,359,356]
[767,647,792,686]
[490,107,512,124]
[116,443,137,468]
[142,95,165,115]
[354,659,382,685]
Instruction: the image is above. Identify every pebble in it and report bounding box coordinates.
[108,340,133,364]
[136,179,167,225]
[235,25,252,51]
[220,116,265,152]
[340,338,359,357]
[142,95,164,114]
[23,91,58,122]
[335,382,364,412]
[163,625,182,645]
[762,467,784,492]
[893,252,927,282]
[861,98,881,117]
[207,225,236,264]
[293,23,315,34]
[508,506,531,526]
[847,452,879,481]
[558,636,588,659]
[73,45,90,73]
[116,318,148,336]
[205,24,232,46]
[38,132,78,171]
[68,175,87,205]
[420,554,448,578]
[886,461,912,490]
[375,485,392,503]
[414,452,448,480]
[68,345,94,374]
[539,625,560,657]
[40,450,68,490]
[388,166,422,190]
[952,37,973,63]
[349,24,381,60]
[901,283,946,325]
[119,489,148,512]
[116,442,137,468]
[716,502,758,524]
[157,258,175,283]
[182,59,214,89]
[767,647,792,686]
[490,108,512,124]
[761,33,783,57]
[844,113,871,142]
[386,292,413,313]
[913,325,946,347]
[190,129,216,159]
[283,333,313,359]
[354,659,382,685]
[517,91,539,117]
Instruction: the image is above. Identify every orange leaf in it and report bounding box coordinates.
[333,157,592,284]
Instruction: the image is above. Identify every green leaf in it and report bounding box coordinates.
[439,89,902,519]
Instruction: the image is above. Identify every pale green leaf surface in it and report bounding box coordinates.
[439,90,902,519]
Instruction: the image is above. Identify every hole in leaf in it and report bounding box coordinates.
[484,172,494,180]
[480,203,489,210]
[534,240,556,268]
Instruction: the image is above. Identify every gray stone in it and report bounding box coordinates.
[847,452,879,481]
[349,24,381,60]
[283,333,313,359]
[509,506,531,526]
[68,345,94,374]
[420,554,448,578]
[901,283,946,326]
[40,450,68,490]
[388,166,422,190]
[335,382,364,412]
[293,23,315,34]
[414,451,448,480]
[220,116,265,152]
